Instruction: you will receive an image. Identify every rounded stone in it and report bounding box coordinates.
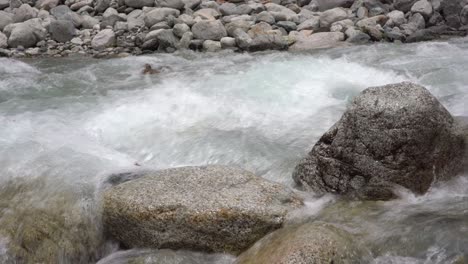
[103,165,303,254]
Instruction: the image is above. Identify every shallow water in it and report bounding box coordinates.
[0,38,467,263]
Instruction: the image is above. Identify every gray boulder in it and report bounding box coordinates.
[277,21,297,31]
[97,249,235,264]
[297,17,320,30]
[9,0,21,9]
[311,0,354,11]
[256,11,276,24]
[7,19,46,48]
[406,24,450,42]
[49,19,75,43]
[0,32,7,48]
[289,31,344,51]
[177,31,193,49]
[203,39,221,51]
[363,0,389,16]
[319,7,348,28]
[461,5,468,25]
[0,0,9,9]
[192,20,227,40]
[144,8,180,27]
[50,5,82,27]
[401,13,426,35]
[411,0,433,18]
[394,0,419,12]
[156,0,184,9]
[293,82,466,200]
[0,11,13,31]
[183,0,200,9]
[81,15,100,29]
[100,13,125,28]
[103,166,303,254]
[36,0,60,10]
[91,28,115,50]
[235,222,368,264]
[386,10,406,26]
[154,29,178,51]
[124,0,153,8]
[247,33,287,51]
[94,0,110,13]
[13,4,37,23]
[426,12,445,27]
[220,3,239,16]
[173,23,190,37]
[265,3,297,17]
[345,27,371,43]
[220,36,236,48]
[193,8,221,20]
[441,0,464,28]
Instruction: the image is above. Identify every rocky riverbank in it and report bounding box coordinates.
[0,0,467,58]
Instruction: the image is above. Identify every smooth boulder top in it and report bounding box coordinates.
[103,165,303,254]
[235,222,369,264]
[293,82,466,200]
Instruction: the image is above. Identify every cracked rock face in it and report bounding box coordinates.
[293,82,465,200]
[103,165,303,254]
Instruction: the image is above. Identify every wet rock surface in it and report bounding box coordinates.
[293,82,466,200]
[235,222,370,264]
[103,165,303,254]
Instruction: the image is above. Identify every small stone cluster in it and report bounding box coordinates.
[0,0,467,58]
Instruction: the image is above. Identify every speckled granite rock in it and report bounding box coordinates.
[235,222,370,264]
[103,165,303,254]
[293,82,466,200]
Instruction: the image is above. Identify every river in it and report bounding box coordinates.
[1,38,468,263]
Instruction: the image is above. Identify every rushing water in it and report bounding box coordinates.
[0,38,468,263]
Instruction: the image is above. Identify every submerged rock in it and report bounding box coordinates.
[96,249,235,264]
[293,82,466,200]
[103,165,303,254]
[0,177,104,263]
[235,222,369,264]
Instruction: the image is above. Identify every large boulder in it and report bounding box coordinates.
[440,0,464,28]
[0,11,13,31]
[97,249,235,264]
[235,222,368,264]
[125,0,154,8]
[393,0,419,12]
[311,0,354,11]
[48,19,75,43]
[13,4,37,23]
[156,0,184,9]
[144,8,180,27]
[319,7,348,28]
[0,32,7,48]
[0,177,104,263]
[192,20,227,41]
[0,0,9,9]
[50,5,82,27]
[91,28,115,50]
[103,166,303,254]
[293,82,466,200]
[289,31,345,51]
[411,0,433,18]
[7,19,46,48]
[94,0,110,13]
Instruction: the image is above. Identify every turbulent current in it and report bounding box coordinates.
[1,38,468,263]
